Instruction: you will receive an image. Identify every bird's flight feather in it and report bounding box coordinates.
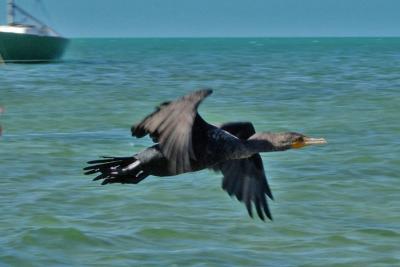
[214,122,274,220]
[131,89,213,174]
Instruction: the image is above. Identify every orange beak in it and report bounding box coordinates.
[291,136,327,149]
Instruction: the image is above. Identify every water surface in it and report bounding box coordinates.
[1,38,400,266]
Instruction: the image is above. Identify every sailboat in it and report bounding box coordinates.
[0,0,68,63]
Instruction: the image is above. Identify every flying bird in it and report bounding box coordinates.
[84,89,327,221]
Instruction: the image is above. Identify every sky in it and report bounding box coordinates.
[0,0,399,38]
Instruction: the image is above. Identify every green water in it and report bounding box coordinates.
[1,38,400,266]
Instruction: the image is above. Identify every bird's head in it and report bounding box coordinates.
[275,132,327,150]
[250,132,327,151]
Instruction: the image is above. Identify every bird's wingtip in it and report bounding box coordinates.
[205,88,213,95]
[196,88,213,96]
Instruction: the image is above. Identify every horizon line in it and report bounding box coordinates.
[65,35,400,39]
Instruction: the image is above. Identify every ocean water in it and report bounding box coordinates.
[0,38,399,266]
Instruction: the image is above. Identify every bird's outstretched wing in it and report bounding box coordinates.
[215,122,274,221]
[131,89,212,174]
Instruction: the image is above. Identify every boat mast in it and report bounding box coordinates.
[7,0,15,25]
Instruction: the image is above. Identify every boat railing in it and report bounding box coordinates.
[8,0,61,37]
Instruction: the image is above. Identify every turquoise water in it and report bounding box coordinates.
[1,38,400,266]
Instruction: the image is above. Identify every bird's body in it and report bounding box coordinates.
[85,89,326,220]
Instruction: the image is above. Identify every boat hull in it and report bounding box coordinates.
[0,32,68,63]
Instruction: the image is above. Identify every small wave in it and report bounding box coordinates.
[21,227,112,247]
[356,228,400,238]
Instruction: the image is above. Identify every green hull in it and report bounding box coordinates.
[0,32,68,63]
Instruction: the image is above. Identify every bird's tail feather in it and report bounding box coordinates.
[84,156,148,185]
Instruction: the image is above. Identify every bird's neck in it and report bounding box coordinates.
[244,133,291,154]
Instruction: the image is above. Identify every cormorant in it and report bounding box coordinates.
[84,89,327,221]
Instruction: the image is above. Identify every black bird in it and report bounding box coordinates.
[84,89,327,221]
